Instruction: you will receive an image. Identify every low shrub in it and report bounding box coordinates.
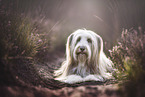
[0,12,52,61]
[109,27,145,97]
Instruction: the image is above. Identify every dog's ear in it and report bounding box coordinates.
[66,34,74,60]
[95,34,103,54]
[68,34,74,46]
[92,34,103,66]
[66,33,74,51]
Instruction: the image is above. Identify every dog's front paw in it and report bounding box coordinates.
[64,75,83,84]
[84,75,104,82]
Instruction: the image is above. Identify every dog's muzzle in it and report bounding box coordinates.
[76,46,88,56]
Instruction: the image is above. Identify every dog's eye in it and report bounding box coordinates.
[77,37,81,42]
[87,38,92,43]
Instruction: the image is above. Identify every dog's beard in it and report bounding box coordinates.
[71,47,93,77]
[77,54,87,65]
[73,45,92,64]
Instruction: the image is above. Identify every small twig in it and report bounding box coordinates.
[8,56,33,59]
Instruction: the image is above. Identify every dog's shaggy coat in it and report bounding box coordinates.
[54,29,114,84]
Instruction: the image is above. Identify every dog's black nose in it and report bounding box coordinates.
[80,46,85,52]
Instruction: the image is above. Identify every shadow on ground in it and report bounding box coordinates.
[0,52,121,97]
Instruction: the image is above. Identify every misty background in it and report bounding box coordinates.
[1,0,145,52]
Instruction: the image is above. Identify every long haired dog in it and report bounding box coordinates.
[54,29,114,84]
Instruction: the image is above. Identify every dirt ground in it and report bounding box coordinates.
[0,52,122,97]
[1,83,121,97]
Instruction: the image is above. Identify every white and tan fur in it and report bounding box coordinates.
[54,29,114,84]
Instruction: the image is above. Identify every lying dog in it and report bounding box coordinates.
[54,29,114,84]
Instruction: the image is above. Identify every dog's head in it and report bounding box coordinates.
[66,29,103,65]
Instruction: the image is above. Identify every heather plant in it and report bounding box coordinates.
[0,12,51,61]
[109,27,145,97]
